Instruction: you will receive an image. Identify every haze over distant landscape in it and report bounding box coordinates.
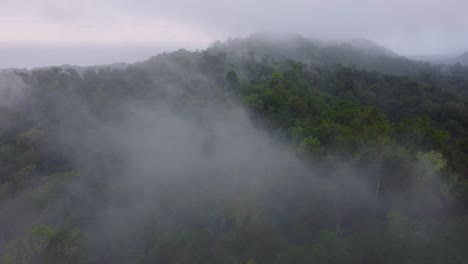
[1,0,467,68]
[0,45,163,69]
[1,1,468,263]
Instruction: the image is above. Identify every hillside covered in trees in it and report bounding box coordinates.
[0,35,467,263]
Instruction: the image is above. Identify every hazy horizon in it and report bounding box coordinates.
[1,36,467,69]
[0,43,181,69]
[1,0,467,68]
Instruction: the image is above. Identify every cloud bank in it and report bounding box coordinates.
[1,0,467,55]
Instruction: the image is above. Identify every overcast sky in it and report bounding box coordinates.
[1,0,467,68]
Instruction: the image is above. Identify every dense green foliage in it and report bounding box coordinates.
[1,36,467,263]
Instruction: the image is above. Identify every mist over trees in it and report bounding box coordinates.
[1,34,468,263]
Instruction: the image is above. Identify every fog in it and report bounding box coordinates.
[0,68,374,261]
[0,45,184,69]
[1,0,466,259]
[1,0,467,68]
[0,43,453,260]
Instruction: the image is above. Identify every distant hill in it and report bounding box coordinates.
[206,33,427,75]
[453,51,468,65]
[348,38,399,58]
[3,34,428,76]
[406,53,459,63]
[34,62,130,75]
[211,33,401,61]
[407,51,468,65]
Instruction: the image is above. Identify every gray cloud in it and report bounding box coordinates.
[1,0,467,67]
[123,0,468,54]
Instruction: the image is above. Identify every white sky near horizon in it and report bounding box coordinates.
[1,0,467,68]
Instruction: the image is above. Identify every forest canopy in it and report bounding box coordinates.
[0,35,467,264]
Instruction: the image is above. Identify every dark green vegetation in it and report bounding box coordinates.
[1,35,467,263]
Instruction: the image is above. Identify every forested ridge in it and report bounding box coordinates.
[0,35,467,263]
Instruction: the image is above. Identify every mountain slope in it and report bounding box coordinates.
[0,35,467,263]
[206,33,430,75]
[454,51,468,65]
